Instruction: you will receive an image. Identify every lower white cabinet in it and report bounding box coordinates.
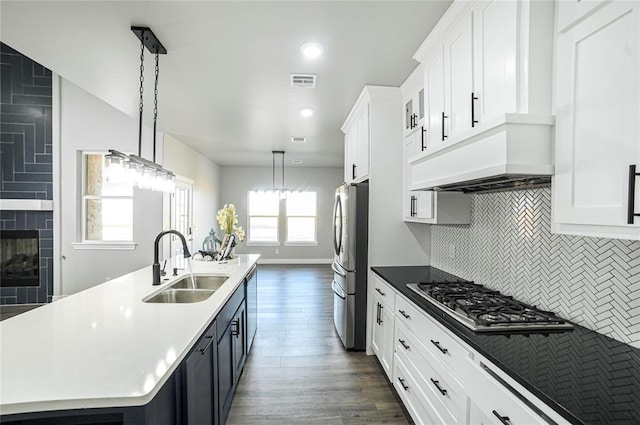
[371,274,397,379]
[380,284,572,425]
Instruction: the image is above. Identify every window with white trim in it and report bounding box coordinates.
[285,191,316,243]
[82,152,133,241]
[247,190,280,243]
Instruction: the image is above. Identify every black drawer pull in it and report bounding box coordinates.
[378,304,383,324]
[375,287,385,296]
[352,164,357,180]
[376,302,381,325]
[430,378,447,396]
[410,196,417,217]
[198,335,215,355]
[430,339,448,354]
[628,164,639,224]
[492,410,511,425]
[398,309,411,319]
[398,339,410,350]
[441,112,448,141]
[398,377,409,391]
[421,126,426,151]
[231,319,240,337]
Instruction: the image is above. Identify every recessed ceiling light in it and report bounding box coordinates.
[300,107,313,117]
[301,42,323,59]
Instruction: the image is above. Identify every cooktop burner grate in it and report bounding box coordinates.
[407,281,573,333]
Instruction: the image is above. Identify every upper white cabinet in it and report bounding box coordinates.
[410,0,555,191]
[343,101,369,183]
[402,64,425,138]
[553,0,640,240]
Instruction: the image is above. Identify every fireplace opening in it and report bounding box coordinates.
[1,230,40,287]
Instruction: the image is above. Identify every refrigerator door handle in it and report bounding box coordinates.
[333,195,343,256]
[331,262,347,277]
[332,280,347,300]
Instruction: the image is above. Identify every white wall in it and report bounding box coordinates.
[58,78,163,296]
[163,134,221,250]
[219,166,343,262]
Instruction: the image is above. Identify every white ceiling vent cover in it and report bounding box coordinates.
[291,137,307,143]
[290,74,317,88]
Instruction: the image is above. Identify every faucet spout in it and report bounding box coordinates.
[153,230,191,285]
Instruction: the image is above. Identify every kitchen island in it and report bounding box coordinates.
[0,254,259,423]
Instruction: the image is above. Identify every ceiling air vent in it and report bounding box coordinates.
[291,137,307,143]
[290,74,317,88]
[292,159,303,165]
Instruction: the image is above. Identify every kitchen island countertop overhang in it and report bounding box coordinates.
[0,254,260,416]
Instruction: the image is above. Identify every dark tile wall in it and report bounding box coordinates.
[0,42,53,200]
[0,43,54,304]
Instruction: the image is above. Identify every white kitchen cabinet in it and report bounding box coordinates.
[403,132,471,224]
[556,0,607,33]
[410,0,555,191]
[370,274,396,379]
[343,101,369,183]
[402,65,425,138]
[553,0,640,240]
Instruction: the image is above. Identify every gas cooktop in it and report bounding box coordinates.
[407,281,573,333]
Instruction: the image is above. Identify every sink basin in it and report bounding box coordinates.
[170,275,229,290]
[144,289,214,303]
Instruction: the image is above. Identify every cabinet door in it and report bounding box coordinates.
[416,191,434,220]
[217,322,235,424]
[444,12,474,139]
[345,127,358,182]
[425,49,446,146]
[232,301,247,378]
[404,134,417,218]
[554,1,640,229]
[473,0,517,125]
[372,292,395,379]
[184,321,217,425]
[355,104,370,180]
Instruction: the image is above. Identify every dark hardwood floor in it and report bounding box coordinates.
[226,264,412,425]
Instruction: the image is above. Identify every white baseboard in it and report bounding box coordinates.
[257,258,333,265]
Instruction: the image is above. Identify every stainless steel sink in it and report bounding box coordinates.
[144,289,214,303]
[170,275,229,290]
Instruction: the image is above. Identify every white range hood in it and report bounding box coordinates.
[408,113,555,193]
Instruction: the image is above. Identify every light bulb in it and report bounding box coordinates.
[300,42,323,59]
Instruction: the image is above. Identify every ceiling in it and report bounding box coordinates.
[0,1,451,167]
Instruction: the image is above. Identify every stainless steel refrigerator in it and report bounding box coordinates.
[331,182,368,350]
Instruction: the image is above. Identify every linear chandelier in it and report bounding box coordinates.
[105,26,175,193]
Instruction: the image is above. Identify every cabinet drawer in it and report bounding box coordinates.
[465,360,548,425]
[395,295,469,377]
[395,322,466,425]
[371,274,396,310]
[393,354,443,425]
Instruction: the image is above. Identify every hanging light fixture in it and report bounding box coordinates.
[271,150,292,198]
[105,26,175,193]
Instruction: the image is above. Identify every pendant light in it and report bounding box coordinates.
[271,150,291,198]
[105,26,175,193]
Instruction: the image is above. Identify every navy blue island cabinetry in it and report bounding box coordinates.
[1,268,257,425]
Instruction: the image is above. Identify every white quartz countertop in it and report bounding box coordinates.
[0,254,260,416]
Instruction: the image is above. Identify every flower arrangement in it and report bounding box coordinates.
[216,203,245,241]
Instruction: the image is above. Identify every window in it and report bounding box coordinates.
[247,191,280,243]
[247,190,317,245]
[286,191,316,243]
[82,153,133,241]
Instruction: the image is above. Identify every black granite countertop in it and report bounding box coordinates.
[372,266,640,425]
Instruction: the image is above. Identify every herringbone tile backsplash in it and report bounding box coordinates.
[431,188,640,348]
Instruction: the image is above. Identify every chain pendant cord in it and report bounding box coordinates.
[153,53,159,163]
[138,37,145,157]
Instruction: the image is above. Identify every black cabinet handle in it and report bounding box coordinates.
[376,302,380,325]
[398,309,411,319]
[628,164,639,224]
[410,196,417,217]
[471,92,479,127]
[378,304,383,324]
[398,339,410,350]
[430,378,447,396]
[430,339,448,354]
[199,335,215,355]
[352,164,357,180]
[492,410,511,425]
[398,377,409,391]
[411,113,418,129]
[441,112,448,141]
[421,126,426,151]
[231,319,240,337]
[375,287,385,296]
